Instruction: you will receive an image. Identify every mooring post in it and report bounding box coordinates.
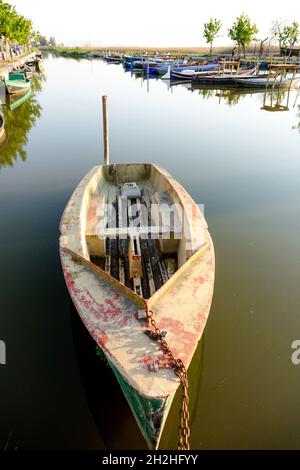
[102,95,110,165]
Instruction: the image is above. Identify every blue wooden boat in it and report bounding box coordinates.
[161,63,220,80]
[105,56,123,64]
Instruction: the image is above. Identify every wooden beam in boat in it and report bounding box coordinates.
[159,258,169,284]
[128,236,143,279]
[119,258,125,285]
[140,239,156,297]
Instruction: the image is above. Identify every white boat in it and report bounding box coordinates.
[232,75,296,88]
[59,98,215,450]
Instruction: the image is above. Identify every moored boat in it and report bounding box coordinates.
[10,67,33,80]
[232,75,296,88]
[5,76,31,95]
[105,55,123,64]
[6,87,32,111]
[59,97,215,450]
[191,66,257,84]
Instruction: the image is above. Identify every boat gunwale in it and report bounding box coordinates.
[59,163,214,399]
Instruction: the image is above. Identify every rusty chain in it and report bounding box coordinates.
[146,309,190,451]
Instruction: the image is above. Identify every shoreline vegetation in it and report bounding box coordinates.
[41,45,298,63]
[44,45,276,56]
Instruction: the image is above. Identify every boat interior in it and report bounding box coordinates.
[83,164,198,299]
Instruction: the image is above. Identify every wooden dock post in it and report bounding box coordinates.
[102,95,110,165]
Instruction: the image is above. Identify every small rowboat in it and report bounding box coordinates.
[6,88,32,111]
[5,76,31,95]
[60,98,215,450]
[10,68,33,80]
[105,56,123,64]
[60,164,215,449]
[161,63,220,79]
[232,75,296,88]
[191,66,257,84]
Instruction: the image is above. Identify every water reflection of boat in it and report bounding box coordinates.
[6,88,32,111]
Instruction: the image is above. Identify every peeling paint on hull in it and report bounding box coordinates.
[59,164,215,448]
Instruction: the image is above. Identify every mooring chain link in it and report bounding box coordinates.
[146,309,190,451]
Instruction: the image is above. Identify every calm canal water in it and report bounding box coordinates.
[1,55,300,450]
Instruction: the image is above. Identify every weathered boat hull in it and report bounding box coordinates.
[191,67,257,84]
[233,77,295,88]
[105,57,123,64]
[5,79,31,95]
[6,88,32,111]
[60,164,215,449]
[109,359,175,449]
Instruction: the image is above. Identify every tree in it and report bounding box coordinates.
[0,0,17,59]
[228,13,258,58]
[282,21,300,56]
[271,19,286,53]
[49,36,56,47]
[0,1,35,58]
[203,18,222,55]
[259,37,268,59]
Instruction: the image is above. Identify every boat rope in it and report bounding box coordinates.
[146,309,190,451]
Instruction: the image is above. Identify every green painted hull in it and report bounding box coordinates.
[108,359,175,449]
[7,88,32,111]
[5,79,31,95]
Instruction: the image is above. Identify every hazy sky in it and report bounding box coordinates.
[7,0,300,47]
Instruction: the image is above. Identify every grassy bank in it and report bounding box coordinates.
[45,46,94,57]
[42,45,287,62]
[43,45,235,57]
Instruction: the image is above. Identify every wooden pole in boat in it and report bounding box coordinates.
[102,95,110,165]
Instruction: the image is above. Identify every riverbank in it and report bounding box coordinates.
[0,51,40,79]
[44,45,233,58]
[42,45,292,62]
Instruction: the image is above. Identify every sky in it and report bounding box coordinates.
[6,0,300,47]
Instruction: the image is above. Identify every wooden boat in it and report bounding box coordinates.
[160,63,219,79]
[191,66,257,84]
[170,68,221,81]
[0,113,6,147]
[6,88,32,111]
[60,97,215,448]
[232,75,296,88]
[105,56,123,64]
[10,67,33,80]
[5,76,31,95]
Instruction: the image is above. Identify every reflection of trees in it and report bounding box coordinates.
[0,74,44,168]
[191,85,248,106]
